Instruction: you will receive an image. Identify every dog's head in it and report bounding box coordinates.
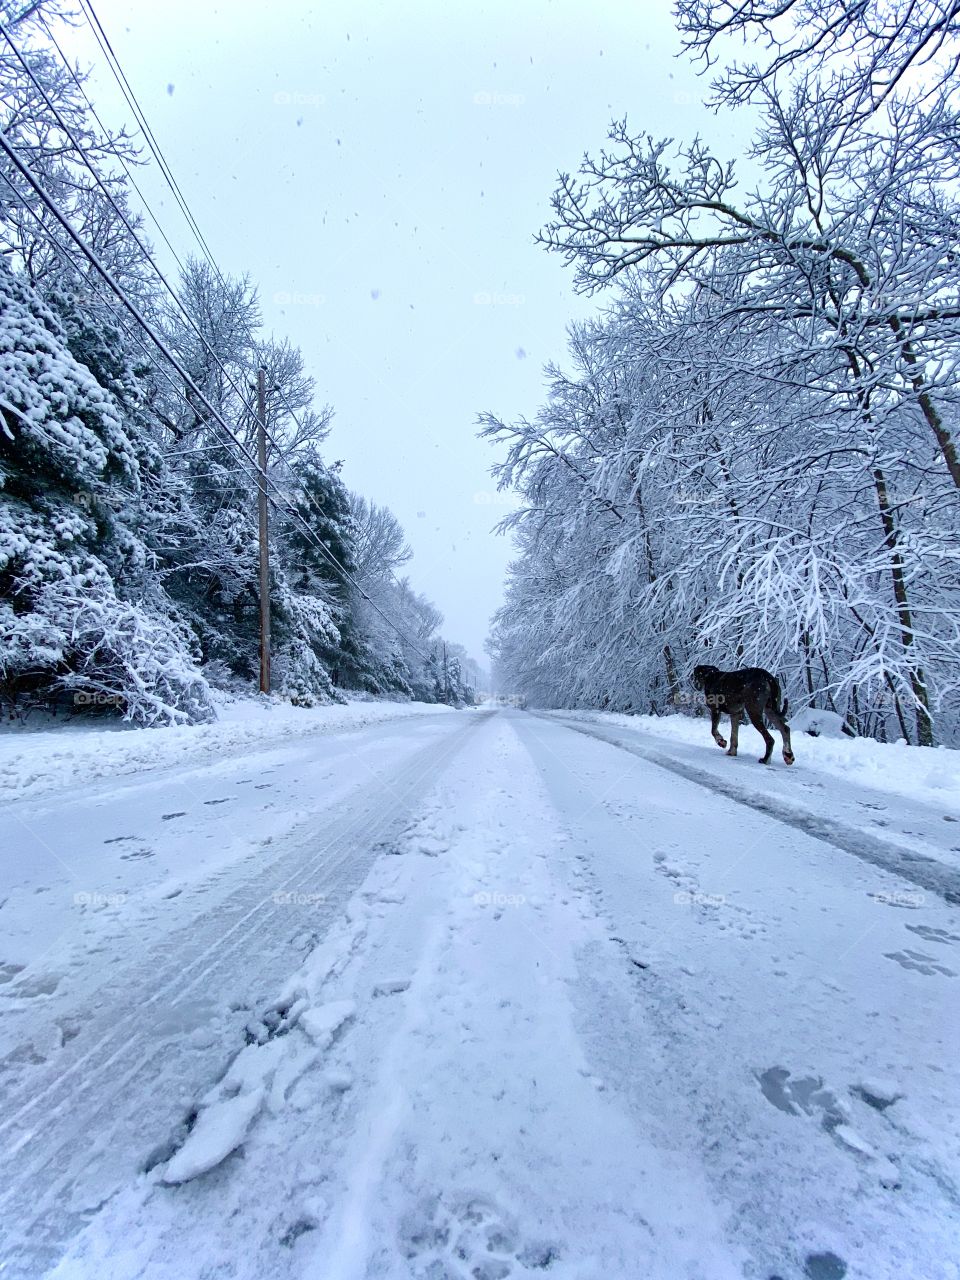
[692,665,719,691]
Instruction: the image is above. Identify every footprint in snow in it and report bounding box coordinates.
[884,948,956,976]
[203,798,231,806]
[6,971,61,998]
[161,812,187,821]
[905,923,960,945]
[0,1040,47,1068]
[278,1215,321,1247]
[399,1192,561,1277]
[57,1017,82,1045]
[853,1079,903,1112]
[757,1068,898,1183]
[372,979,411,997]
[757,1067,846,1129]
[803,1253,848,1280]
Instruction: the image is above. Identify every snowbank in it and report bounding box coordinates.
[0,696,454,802]
[545,709,960,811]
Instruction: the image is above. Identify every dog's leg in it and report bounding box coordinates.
[746,699,775,763]
[726,710,740,757]
[710,703,727,749]
[767,706,795,765]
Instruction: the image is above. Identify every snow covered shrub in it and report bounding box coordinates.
[271,580,344,706]
[199,658,251,697]
[789,708,854,739]
[33,581,213,725]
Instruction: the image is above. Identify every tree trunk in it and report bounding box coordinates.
[873,467,934,745]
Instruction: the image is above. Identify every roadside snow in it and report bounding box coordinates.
[0,696,454,802]
[546,709,960,811]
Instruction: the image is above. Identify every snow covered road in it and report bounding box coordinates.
[1,707,481,1276]
[2,708,958,1279]
[541,712,960,902]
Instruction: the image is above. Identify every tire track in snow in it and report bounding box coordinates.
[0,712,489,1280]
[542,714,960,905]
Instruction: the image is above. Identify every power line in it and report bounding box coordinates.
[2,21,437,665]
[0,20,263,424]
[35,9,196,286]
[79,0,222,276]
[0,170,205,427]
[41,8,424,622]
[59,8,422,611]
[7,9,343,547]
[8,21,349,566]
[1,166,371,583]
[0,141,433,662]
[0,137,319,563]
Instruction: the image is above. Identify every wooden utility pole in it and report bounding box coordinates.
[256,367,271,694]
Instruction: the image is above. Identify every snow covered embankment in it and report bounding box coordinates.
[0,696,455,803]
[546,709,960,813]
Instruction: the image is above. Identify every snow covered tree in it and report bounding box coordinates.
[675,0,960,117]
[484,272,960,742]
[483,47,960,745]
[0,259,211,723]
[0,13,480,722]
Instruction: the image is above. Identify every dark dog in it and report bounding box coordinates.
[692,665,794,765]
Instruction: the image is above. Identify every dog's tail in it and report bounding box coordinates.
[771,676,789,720]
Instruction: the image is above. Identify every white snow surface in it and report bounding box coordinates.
[0,693,454,802]
[1,706,957,1280]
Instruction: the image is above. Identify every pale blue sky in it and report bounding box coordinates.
[59,0,748,665]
